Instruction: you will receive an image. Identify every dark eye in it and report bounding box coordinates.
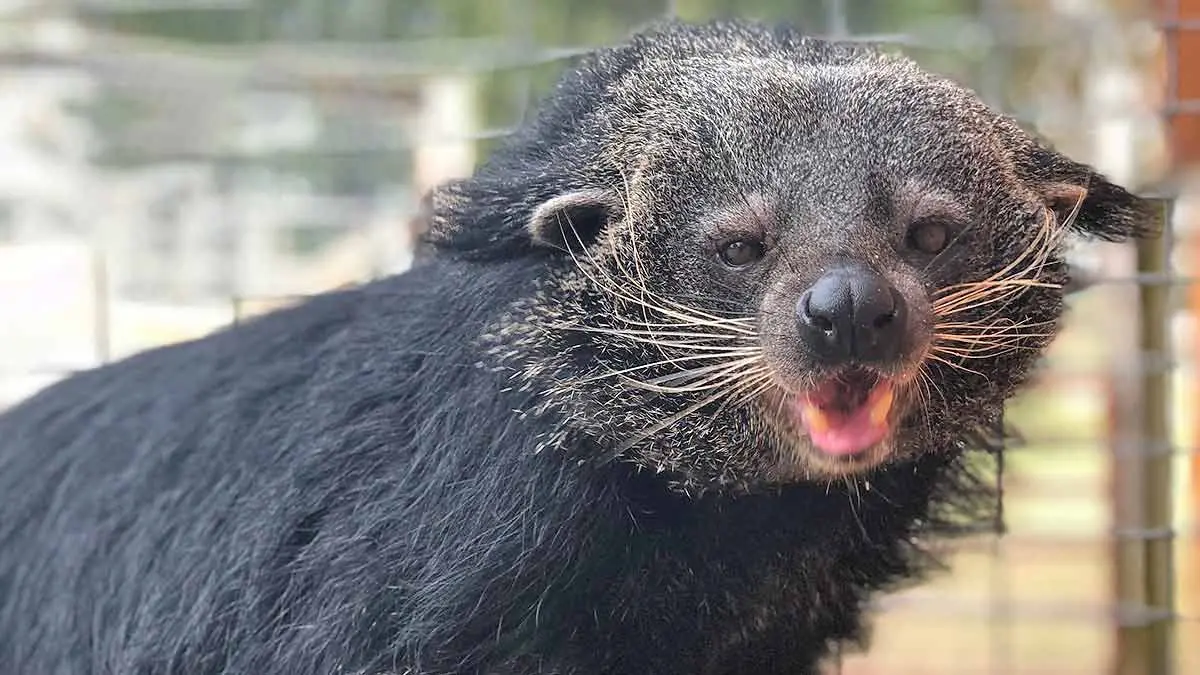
[718,239,766,267]
[906,218,951,254]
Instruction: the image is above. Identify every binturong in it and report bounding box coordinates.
[0,19,1157,675]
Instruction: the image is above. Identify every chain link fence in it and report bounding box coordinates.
[0,1,1192,673]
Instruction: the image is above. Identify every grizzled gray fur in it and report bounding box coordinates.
[0,18,1154,675]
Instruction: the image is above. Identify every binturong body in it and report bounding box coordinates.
[0,20,1154,675]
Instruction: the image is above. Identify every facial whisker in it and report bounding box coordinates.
[932,288,1057,322]
[933,279,1060,314]
[932,332,1056,343]
[579,350,766,384]
[614,375,760,454]
[916,366,945,444]
[925,352,986,377]
[936,277,1058,296]
[936,318,1057,331]
[703,371,777,422]
[564,325,759,343]
[933,283,1059,313]
[719,371,777,408]
[931,341,1046,355]
[844,476,868,539]
[640,359,770,392]
[934,281,1059,310]
[932,344,1034,359]
[566,329,762,353]
[616,315,758,332]
[617,359,771,396]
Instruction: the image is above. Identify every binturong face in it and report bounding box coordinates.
[430,23,1155,494]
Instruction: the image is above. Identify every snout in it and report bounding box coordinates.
[796,265,908,366]
[755,263,933,469]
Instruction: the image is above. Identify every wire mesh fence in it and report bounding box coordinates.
[0,1,1193,673]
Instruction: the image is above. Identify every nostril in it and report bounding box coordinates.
[799,291,836,334]
[874,288,906,332]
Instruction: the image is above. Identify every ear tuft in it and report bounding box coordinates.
[999,118,1161,242]
[1024,155,1161,242]
[1050,173,1162,243]
[527,189,624,251]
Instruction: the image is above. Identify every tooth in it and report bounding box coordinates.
[803,403,830,433]
[869,386,894,426]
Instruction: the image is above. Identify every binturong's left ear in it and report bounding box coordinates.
[998,118,1161,242]
[526,188,625,252]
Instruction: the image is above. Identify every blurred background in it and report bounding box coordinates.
[0,0,1194,673]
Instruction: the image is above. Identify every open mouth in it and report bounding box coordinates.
[793,367,895,458]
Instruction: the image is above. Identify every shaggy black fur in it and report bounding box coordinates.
[0,19,1153,675]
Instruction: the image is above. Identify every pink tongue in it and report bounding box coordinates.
[800,403,888,457]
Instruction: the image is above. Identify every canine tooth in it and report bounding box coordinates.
[803,403,830,433]
[869,386,894,426]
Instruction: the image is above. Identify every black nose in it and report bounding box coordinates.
[796,266,907,364]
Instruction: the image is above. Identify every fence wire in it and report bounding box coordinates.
[0,1,1192,674]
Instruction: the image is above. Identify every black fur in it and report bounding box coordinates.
[0,19,1153,675]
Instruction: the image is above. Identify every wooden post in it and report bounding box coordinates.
[1175,0,1200,535]
[1155,0,1200,513]
[1112,2,1190,674]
